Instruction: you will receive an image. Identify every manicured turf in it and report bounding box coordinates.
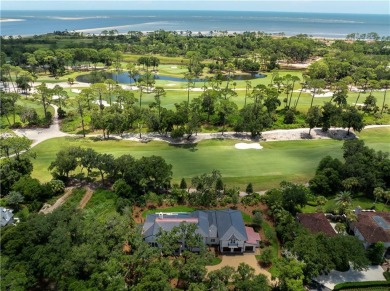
[30,127,390,191]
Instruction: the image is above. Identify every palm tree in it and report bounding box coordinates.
[288,75,300,108]
[379,80,389,114]
[335,191,353,214]
[127,63,139,85]
[154,87,166,122]
[244,80,251,106]
[293,74,308,109]
[184,72,195,105]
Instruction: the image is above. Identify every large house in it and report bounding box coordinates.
[350,211,390,257]
[142,209,260,253]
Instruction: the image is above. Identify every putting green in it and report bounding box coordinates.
[30,127,389,190]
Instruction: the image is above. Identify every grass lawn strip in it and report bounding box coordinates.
[29,127,390,191]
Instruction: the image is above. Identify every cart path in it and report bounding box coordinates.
[39,187,74,214]
[11,103,390,149]
[78,186,94,209]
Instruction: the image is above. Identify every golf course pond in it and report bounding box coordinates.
[76,72,267,84]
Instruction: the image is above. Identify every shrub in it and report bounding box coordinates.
[115,197,132,214]
[246,183,254,194]
[283,109,296,124]
[306,201,317,206]
[113,179,133,199]
[259,247,273,266]
[10,122,22,129]
[366,242,385,265]
[325,204,336,214]
[252,212,263,228]
[179,178,187,189]
[333,281,390,290]
[48,179,65,194]
[384,272,390,282]
[57,107,66,119]
[170,128,185,139]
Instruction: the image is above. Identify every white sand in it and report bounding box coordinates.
[170,66,178,69]
[314,92,334,98]
[93,100,110,107]
[235,143,263,150]
[0,18,25,22]
[166,83,177,86]
[71,89,81,93]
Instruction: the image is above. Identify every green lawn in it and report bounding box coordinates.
[83,189,118,221]
[260,221,279,277]
[1,99,55,127]
[30,127,390,190]
[302,194,390,213]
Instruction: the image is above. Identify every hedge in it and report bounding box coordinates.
[333,280,390,290]
[383,272,390,282]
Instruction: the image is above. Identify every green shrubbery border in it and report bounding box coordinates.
[333,280,390,290]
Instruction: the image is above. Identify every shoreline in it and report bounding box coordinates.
[0,28,362,42]
[2,29,353,41]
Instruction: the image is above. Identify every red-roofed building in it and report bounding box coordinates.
[297,213,337,237]
[244,226,261,252]
[350,211,390,257]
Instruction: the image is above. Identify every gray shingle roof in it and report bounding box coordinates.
[215,209,247,241]
[0,207,14,227]
[142,209,247,241]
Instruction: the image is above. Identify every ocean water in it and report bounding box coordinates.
[1,10,389,38]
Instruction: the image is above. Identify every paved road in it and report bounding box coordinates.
[10,102,390,150]
[314,265,386,290]
[13,104,70,147]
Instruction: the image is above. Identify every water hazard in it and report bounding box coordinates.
[75,72,266,84]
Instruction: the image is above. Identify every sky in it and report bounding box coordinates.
[1,0,389,14]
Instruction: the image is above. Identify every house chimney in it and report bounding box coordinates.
[158,212,163,219]
[355,206,362,215]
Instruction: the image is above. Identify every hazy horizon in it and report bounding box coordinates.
[1,9,389,16]
[1,1,389,15]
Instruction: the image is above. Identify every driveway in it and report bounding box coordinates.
[314,265,386,290]
[206,251,274,282]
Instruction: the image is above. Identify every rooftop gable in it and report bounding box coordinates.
[215,209,247,241]
[297,213,337,237]
[0,207,14,227]
[352,212,390,244]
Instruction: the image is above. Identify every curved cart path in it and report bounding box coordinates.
[11,106,390,149]
[13,104,70,147]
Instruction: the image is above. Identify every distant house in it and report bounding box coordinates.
[297,213,337,237]
[351,211,390,257]
[0,207,15,227]
[142,209,260,254]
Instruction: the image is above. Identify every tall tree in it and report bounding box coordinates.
[306,105,322,135]
[307,79,326,108]
[33,82,53,118]
[341,106,364,135]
